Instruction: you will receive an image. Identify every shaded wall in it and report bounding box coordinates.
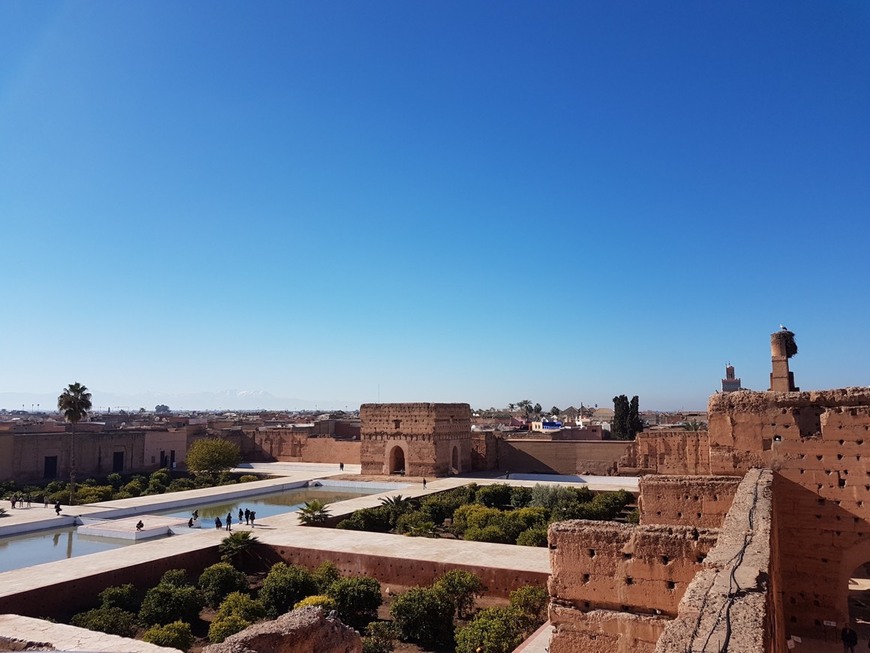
[500,440,631,476]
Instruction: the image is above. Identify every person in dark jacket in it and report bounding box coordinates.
[841,623,858,653]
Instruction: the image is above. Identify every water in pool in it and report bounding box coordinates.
[0,486,373,573]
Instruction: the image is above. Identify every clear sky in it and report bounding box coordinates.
[1,2,868,413]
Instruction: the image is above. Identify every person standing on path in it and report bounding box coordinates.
[422,478,427,489]
[238,508,243,523]
[215,516,222,529]
[226,512,232,531]
[54,501,61,516]
[339,462,344,471]
[249,511,256,527]
[244,508,250,525]
[841,623,858,653]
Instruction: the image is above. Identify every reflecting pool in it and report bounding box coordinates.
[0,485,377,573]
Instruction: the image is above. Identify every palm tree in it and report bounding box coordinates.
[297,499,331,525]
[219,531,261,565]
[58,382,92,505]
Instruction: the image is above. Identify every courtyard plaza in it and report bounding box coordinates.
[0,463,628,650]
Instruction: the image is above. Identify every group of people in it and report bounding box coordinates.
[8,494,37,509]
[212,507,256,532]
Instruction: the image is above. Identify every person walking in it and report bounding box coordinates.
[226,512,232,531]
[422,478,427,489]
[238,508,244,523]
[841,623,858,653]
[339,462,344,471]
[249,511,256,527]
[244,508,250,525]
[54,501,61,516]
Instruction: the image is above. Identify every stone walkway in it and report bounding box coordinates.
[0,614,174,651]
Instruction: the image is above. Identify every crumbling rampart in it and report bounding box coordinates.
[654,469,780,652]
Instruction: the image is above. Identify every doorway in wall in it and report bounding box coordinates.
[388,446,405,475]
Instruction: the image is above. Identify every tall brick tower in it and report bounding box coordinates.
[769,328,798,392]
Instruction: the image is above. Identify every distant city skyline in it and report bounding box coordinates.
[1,4,867,413]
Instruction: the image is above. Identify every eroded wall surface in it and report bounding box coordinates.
[359,403,472,476]
[708,388,870,637]
[654,469,780,653]
[639,475,740,528]
[500,440,630,475]
[548,521,717,653]
[619,430,710,475]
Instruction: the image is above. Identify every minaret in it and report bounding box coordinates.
[721,364,742,393]
[770,329,798,392]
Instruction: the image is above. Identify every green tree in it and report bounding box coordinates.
[454,606,525,653]
[259,562,318,618]
[58,382,92,504]
[185,438,240,479]
[433,569,485,619]
[611,394,631,440]
[551,406,560,416]
[198,562,249,608]
[139,582,203,626]
[297,499,331,525]
[155,404,171,413]
[509,585,548,628]
[313,561,342,593]
[327,576,382,630]
[216,592,266,623]
[70,606,136,637]
[516,527,548,547]
[629,395,643,438]
[476,483,512,508]
[389,586,455,649]
[208,614,250,644]
[362,621,399,653]
[142,620,194,651]
[294,594,337,611]
[98,583,140,612]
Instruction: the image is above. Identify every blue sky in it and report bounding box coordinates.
[1,2,868,412]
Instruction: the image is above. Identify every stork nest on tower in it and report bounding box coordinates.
[777,330,798,358]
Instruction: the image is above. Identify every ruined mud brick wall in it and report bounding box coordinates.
[548,521,717,653]
[1,430,149,484]
[232,429,361,464]
[654,469,783,653]
[359,403,472,476]
[639,475,741,528]
[499,440,631,475]
[707,388,870,639]
[471,431,499,470]
[618,430,709,476]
